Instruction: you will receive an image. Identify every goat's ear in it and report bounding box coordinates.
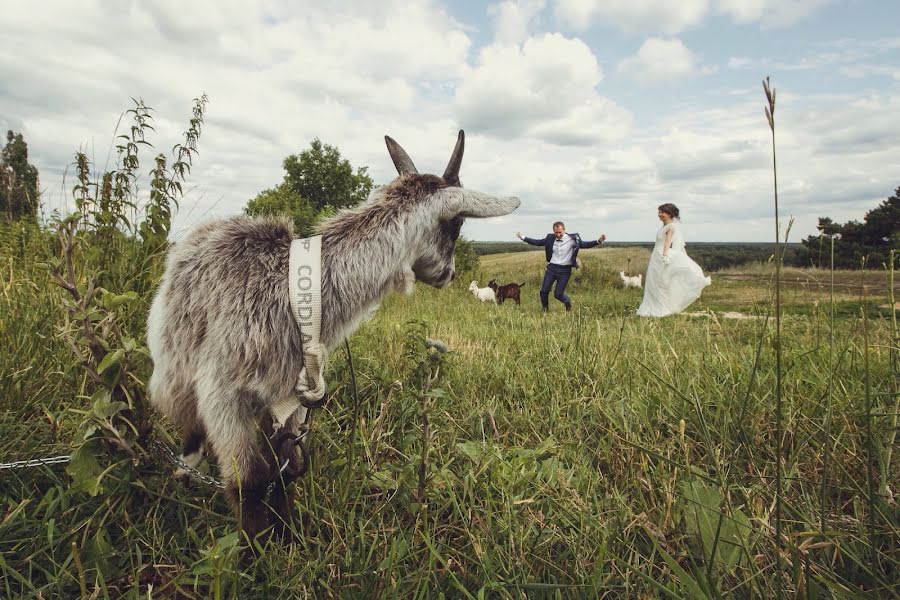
[385,135,418,176]
[440,188,520,219]
[442,130,464,187]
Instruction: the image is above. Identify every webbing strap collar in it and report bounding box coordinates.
[271,235,326,430]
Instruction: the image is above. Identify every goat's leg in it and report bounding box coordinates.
[259,413,302,542]
[197,383,274,546]
[175,394,207,478]
[155,383,207,479]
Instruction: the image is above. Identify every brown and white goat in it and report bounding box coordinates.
[487,279,525,305]
[147,131,519,542]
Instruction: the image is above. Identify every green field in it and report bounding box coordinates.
[2,231,899,598]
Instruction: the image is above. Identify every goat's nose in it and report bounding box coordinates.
[450,271,456,281]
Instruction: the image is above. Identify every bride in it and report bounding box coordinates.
[637,203,711,317]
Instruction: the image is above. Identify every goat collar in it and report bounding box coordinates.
[271,235,327,429]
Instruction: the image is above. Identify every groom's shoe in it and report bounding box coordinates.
[565,301,572,312]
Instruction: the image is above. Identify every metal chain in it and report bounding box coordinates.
[153,440,225,489]
[0,455,71,471]
[3,395,323,495]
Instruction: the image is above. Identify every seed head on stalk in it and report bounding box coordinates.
[763,74,785,599]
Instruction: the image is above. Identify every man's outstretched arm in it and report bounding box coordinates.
[578,234,606,248]
[517,232,545,246]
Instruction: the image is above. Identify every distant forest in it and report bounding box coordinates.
[473,241,805,272]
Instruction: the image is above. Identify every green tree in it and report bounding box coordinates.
[1,130,40,223]
[800,187,900,268]
[454,235,480,275]
[245,182,321,237]
[282,139,374,212]
[246,139,373,233]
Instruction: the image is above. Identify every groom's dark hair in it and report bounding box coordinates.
[552,221,565,229]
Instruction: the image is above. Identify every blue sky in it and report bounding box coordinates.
[1,0,898,242]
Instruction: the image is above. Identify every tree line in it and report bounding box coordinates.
[798,188,900,269]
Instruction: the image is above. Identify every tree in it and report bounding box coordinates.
[245,182,322,237]
[246,139,373,234]
[1,130,40,223]
[283,139,374,212]
[800,186,900,268]
[454,235,480,275]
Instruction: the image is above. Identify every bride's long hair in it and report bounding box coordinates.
[658,203,680,220]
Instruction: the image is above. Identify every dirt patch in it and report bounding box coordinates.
[718,272,895,294]
[684,311,763,320]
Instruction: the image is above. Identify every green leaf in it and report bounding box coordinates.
[680,478,751,571]
[456,441,484,463]
[97,349,124,374]
[100,290,138,310]
[66,442,105,497]
[367,470,398,490]
[93,399,128,420]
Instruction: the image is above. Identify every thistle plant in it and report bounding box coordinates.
[48,95,208,495]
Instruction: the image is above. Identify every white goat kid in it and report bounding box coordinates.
[469,280,497,303]
[619,271,643,289]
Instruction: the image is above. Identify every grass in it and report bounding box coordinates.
[2,226,898,598]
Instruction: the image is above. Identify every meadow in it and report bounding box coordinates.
[2,223,898,598]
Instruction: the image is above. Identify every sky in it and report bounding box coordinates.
[2,0,898,242]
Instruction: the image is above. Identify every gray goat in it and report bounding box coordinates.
[147,131,519,541]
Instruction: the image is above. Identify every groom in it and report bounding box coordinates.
[517,222,606,312]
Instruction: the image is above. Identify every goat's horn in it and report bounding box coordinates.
[442,130,464,186]
[384,136,418,176]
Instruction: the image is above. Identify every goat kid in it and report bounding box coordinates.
[619,271,643,289]
[487,279,525,305]
[469,280,497,303]
[147,131,519,543]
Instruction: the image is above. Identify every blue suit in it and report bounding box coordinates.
[523,233,600,310]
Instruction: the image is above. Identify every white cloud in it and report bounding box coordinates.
[554,0,708,33]
[618,38,698,84]
[553,0,830,33]
[839,64,900,81]
[728,56,753,69]
[0,0,472,222]
[455,33,633,145]
[715,0,831,27]
[489,0,547,44]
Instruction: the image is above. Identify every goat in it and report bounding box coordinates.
[147,131,519,542]
[619,271,643,289]
[487,279,525,305]
[469,280,497,303]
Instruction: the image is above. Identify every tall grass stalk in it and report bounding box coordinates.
[862,284,876,557]
[820,234,835,531]
[881,249,899,498]
[763,76,784,597]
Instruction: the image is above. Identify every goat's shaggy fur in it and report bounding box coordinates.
[468,280,497,303]
[619,271,643,289]
[487,279,525,305]
[147,132,518,542]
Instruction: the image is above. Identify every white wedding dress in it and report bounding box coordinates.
[636,223,711,317]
